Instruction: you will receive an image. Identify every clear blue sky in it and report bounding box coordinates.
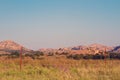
[0,0,120,50]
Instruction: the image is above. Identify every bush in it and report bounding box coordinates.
[73,54,84,60]
[93,54,104,59]
[34,51,44,56]
[66,54,73,59]
[61,52,69,55]
[47,52,54,56]
[9,51,20,58]
[110,53,118,59]
[109,53,120,59]
[83,54,94,59]
[67,54,84,60]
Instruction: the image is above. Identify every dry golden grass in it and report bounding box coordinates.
[0,56,120,80]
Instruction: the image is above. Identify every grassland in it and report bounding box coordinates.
[0,56,120,80]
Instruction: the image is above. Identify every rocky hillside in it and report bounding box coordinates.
[0,40,119,54]
[87,43,113,51]
[111,46,120,53]
[58,44,113,54]
[0,40,29,52]
[39,44,114,54]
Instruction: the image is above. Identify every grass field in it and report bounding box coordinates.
[0,56,120,80]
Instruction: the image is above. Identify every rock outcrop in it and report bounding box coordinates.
[0,40,29,52]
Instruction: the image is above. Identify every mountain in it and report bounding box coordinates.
[111,46,120,53]
[68,44,113,54]
[0,40,118,54]
[0,40,29,52]
[71,45,87,50]
[87,43,113,51]
[38,44,114,55]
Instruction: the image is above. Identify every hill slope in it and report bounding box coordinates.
[0,40,29,51]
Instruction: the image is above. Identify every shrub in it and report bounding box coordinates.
[83,54,94,59]
[72,54,83,60]
[9,51,20,58]
[109,53,117,59]
[93,54,102,59]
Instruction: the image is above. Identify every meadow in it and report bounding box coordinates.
[0,56,120,80]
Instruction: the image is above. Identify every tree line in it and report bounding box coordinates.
[0,51,120,60]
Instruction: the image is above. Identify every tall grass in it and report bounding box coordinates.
[0,56,120,80]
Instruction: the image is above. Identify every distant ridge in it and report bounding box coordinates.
[39,43,115,54]
[0,40,120,54]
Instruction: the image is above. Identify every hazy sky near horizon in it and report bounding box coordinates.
[0,0,120,50]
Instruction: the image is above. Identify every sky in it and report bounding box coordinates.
[0,0,120,50]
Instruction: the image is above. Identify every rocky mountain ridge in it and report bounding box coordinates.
[39,44,116,54]
[0,40,120,54]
